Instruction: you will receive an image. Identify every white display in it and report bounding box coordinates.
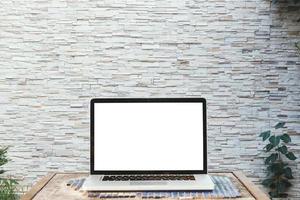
[94,102,204,171]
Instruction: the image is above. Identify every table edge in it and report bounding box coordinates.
[21,171,270,200]
[233,171,270,200]
[21,173,56,200]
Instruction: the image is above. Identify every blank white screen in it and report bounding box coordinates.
[94,102,204,171]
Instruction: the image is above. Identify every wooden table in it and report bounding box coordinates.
[21,171,270,200]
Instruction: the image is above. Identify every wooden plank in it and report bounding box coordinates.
[32,173,90,200]
[233,171,270,200]
[21,173,56,200]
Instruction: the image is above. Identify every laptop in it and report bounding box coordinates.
[82,98,214,191]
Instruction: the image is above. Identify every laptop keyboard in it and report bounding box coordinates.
[102,175,195,181]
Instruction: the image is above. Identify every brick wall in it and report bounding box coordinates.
[0,0,299,198]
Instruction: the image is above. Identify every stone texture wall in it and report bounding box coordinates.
[0,0,299,198]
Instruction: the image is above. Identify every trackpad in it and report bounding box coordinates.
[130,181,168,185]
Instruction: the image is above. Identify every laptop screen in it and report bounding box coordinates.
[93,100,205,172]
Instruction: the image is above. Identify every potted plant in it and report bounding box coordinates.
[259,122,297,198]
[0,147,18,200]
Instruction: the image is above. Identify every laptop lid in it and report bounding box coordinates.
[90,98,207,175]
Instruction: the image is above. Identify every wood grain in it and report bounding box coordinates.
[21,172,269,200]
[21,173,56,200]
[233,171,270,200]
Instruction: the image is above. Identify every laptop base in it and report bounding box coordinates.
[82,174,214,191]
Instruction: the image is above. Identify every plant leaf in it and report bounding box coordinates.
[296,41,300,50]
[266,165,272,172]
[275,122,285,129]
[269,135,280,146]
[265,156,272,164]
[267,163,280,173]
[270,162,285,175]
[277,145,288,154]
[281,178,292,188]
[284,167,293,179]
[285,152,297,160]
[269,191,278,197]
[262,178,273,187]
[259,130,271,141]
[264,144,274,152]
[0,178,18,200]
[0,147,9,167]
[278,193,288,198]
[278,180,287,193]
[280,134,291,143]
[265,153,278,164]
[272,0,278,4]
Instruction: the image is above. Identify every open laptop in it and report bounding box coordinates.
[82,98,214,191]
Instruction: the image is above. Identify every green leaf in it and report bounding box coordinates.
[264,144,274,152]
[278,181,287,193]
[280,134,291,143]
[266,163,281,175]
[262,178,273,187]
[269,181,276,189]
[269,135,280,146]
[266,165,272,172]
[265,153,278,164]
[275,122,285,129]
[268,162,285,175]
[296,41,300,50]
[0,178,18,200]
[269,191,278,197]
[281,178,292,188]
[272,153,279,162]
[0,147,9,167]
[279,193,288,198]
[277,145,288,154]
[284,167,293,179]
[285,152,297,160]
[259,130,271,141]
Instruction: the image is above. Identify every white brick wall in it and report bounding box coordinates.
[0,0,299,198]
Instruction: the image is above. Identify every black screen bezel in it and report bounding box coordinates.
[90,98,207,175]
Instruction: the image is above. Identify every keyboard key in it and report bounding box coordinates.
[102,175,195,181]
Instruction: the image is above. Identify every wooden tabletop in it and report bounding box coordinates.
[21,171,270,200]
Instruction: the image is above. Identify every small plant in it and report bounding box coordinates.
[0,147,18,200]
[259,122,297,198]
[296,41,300,54]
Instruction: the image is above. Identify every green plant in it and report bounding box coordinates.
[259,122,297,198]
[0,147,18,200]
[296,41,300,53]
